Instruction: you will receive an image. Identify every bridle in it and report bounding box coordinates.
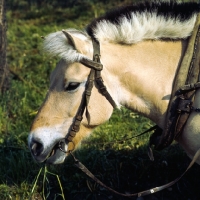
[58,38,117,153]
[55,20,200,197]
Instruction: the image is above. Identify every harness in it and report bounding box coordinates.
[150,14,200,150]
[57,14,200,197]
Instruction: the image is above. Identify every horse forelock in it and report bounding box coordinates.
[43,29,90,62]
[86,1,200,44]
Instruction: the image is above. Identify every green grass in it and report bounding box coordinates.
[1,1,200,199]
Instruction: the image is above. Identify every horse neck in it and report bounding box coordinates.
[100,40,186,128]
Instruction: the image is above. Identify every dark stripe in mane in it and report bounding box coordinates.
[86,1,200,39]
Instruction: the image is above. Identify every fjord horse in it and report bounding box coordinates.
[28,1,200,165]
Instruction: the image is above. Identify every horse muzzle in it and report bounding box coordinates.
[28,133,68,164]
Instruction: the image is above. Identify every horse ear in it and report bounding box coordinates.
[62,30,76,49]
[62,30,86,54]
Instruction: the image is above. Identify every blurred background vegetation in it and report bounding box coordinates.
[0,0,200,199]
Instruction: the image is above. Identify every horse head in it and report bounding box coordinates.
[28,30,115,164]
[28,2,200,165]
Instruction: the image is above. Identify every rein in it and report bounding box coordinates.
[70,148,200,198]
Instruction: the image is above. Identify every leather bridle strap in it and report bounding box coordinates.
[70,148,200,197]
[58,39,117,150]
[90,39,117,108]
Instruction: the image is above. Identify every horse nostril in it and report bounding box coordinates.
[31,141,44,157]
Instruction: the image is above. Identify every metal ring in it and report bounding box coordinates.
[58,139,75,153]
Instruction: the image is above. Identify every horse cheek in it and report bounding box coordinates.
[89,89,113,126]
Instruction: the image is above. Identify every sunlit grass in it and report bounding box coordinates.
[30,166,65,200]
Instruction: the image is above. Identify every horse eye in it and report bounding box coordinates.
[65,82,80,91]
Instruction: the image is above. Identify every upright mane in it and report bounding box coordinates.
[86,1,200,44]
[43,1,200,62]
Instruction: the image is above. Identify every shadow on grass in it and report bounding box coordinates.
[59,143,200,200]
[0,141,200,200]
[0,145,42,199]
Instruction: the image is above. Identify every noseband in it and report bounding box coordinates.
[58,39,117,152]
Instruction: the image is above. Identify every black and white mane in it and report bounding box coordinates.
[43,1,200,62]
[86,1,200,44]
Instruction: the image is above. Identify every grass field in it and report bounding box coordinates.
[1,1,200,199]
